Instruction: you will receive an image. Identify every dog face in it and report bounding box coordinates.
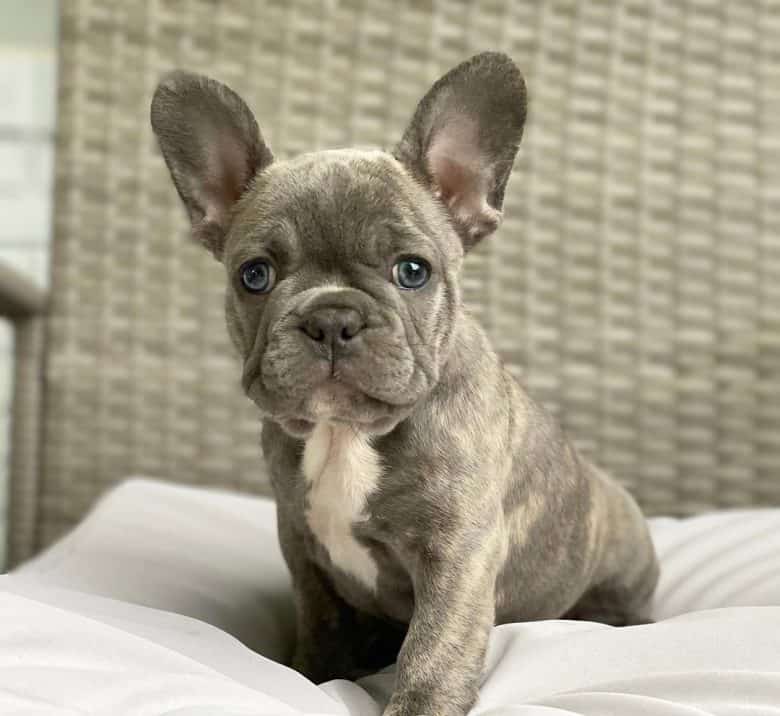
[151,52,526,437]
[222,149,462,436]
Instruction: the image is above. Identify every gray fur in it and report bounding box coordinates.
[152,52,659,716]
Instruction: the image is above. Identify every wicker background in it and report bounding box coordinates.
[31,0,780,552]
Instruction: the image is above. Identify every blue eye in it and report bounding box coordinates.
[240,259,276,294]
[392,257,431,290]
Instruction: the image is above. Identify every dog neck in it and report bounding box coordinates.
[302,423,382,592]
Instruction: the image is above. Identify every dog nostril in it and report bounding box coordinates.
[299,310,364,344]
[340,318,365,341]
[300,322,326,342]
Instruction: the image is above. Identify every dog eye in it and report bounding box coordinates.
[392,257,431,290]
[240,259,276,294]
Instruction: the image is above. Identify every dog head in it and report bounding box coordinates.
[151,52,526,437]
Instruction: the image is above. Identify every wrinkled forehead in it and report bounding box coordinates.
[253,148,417,213]
[228,149,456,266]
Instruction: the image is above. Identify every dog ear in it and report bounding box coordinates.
[151,71,273,259]
[394,52,526,250]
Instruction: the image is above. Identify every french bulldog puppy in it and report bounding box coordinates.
[151,52,659,716]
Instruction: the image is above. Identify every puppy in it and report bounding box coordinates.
[151,52,659,716]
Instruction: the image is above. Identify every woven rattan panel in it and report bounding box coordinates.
[39,0,780,548]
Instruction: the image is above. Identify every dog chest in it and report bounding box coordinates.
[302,423,382,592]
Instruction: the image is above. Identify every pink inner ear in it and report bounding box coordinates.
[201,134,252,227]
[427,117,501,241]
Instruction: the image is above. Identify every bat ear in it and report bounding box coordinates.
[394,52,526,250]
[151,71,273,259]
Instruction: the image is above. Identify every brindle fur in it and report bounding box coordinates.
[151,52,659,716]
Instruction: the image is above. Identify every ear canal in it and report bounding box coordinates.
[150,71,274,259]
[394,52,526,250]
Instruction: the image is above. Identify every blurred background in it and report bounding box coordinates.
[0,1,778,570]
[0,0,58,567]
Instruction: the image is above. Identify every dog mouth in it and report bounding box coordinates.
[245,353,415,424]
[244,316,428,436]
[269,378,409,437]
[304,380,395,423]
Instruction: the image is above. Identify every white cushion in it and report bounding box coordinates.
[13,479,295,662]
[3,478,779,715]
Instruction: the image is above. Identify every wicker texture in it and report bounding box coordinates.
[31,0,780,550]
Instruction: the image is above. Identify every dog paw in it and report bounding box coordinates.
[383,689,471,716]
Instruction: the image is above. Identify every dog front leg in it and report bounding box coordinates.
[290,557,364,683]
[384,534,502,716]
[288,549,405,683]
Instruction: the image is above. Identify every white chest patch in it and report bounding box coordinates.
[303,423,382,592]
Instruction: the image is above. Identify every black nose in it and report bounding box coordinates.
[299,307,366,348]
